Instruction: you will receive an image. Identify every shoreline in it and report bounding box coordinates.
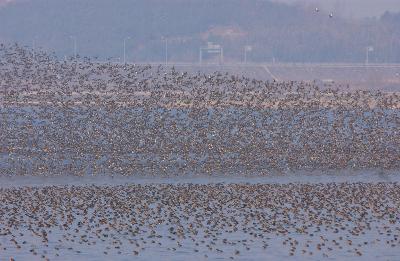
[1,169,399,188]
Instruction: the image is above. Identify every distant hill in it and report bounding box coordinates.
[0,0,399,63]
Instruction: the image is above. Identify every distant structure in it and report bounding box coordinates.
[365,46,374,64]
[244,45,252,64]
[199,42,223,65]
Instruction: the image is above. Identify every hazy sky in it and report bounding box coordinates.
[273,0,400,18]
[0,0,13,6]
[1,0,399,18]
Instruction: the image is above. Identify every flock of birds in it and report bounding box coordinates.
[0,44,399,260]
[0,44,399,176]
[0,182,399,260]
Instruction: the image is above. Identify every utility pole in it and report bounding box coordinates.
[69,36,77,60]
[366,46,373,65]
[220,47,223,65]
[32,37,37,59]
[390,33,395,63]
[163,37,168,65]
[244,45,252,64]
[123,37,131,64]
